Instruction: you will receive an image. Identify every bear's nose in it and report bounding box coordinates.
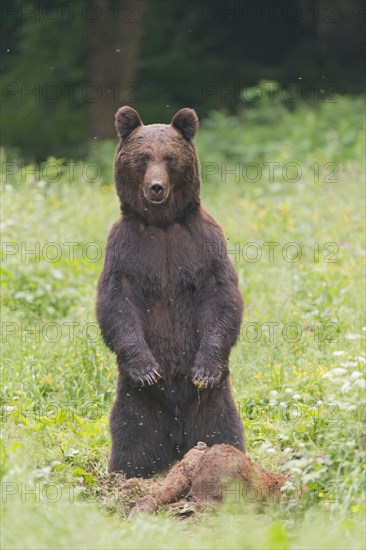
[149,181,164,197]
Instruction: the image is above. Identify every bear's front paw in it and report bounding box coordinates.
[191,360,227,390]
[129,362,163,387]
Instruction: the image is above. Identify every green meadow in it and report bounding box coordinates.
[1,93,365,549]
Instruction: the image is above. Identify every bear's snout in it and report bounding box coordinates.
[149,181,165,202]
[143,161,170,205]
[143,165,170,204]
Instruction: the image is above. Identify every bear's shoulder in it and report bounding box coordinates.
[188,208,227,249]
[102,218,137,270]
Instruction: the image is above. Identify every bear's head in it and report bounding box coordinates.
[114,106,200,226]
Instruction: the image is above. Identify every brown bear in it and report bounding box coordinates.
[96,106,244,478]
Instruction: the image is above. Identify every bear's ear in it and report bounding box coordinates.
[115,106,143,139]
[171,108,199,141]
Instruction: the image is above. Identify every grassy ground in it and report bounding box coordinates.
[1,94,365,549]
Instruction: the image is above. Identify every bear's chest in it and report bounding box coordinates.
[123,222,210,297]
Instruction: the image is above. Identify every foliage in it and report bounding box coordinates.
[1,0,364,158]
[1,0,87,160]
[1,98,365,548]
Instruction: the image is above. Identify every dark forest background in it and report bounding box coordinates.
[1,0,364,160]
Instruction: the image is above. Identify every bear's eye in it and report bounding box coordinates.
[137,154,149,166]
[165,155,177,166]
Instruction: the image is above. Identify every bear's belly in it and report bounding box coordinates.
[141,291,199,378]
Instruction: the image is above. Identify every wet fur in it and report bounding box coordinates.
[96,107,244,477]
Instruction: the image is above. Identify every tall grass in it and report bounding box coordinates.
[1,93,365,549]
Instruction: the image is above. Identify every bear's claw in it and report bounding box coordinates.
[191,363,227,389]
[192,375,209,389]
[192,373,222,389]
[129,366,163,387]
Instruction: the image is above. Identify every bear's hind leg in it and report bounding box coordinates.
[109,384,176,478]
[184,383,244,452]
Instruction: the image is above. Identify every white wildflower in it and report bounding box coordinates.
[345,333,361,340]
[340,381,351,392]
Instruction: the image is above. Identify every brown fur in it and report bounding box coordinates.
[97,107,244,478]
[130,443,286,515]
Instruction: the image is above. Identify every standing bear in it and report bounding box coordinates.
[97,107,244,478]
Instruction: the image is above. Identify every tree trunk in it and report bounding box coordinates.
[87,0,145,140]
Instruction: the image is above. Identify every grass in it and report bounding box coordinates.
[1,93,365,549]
